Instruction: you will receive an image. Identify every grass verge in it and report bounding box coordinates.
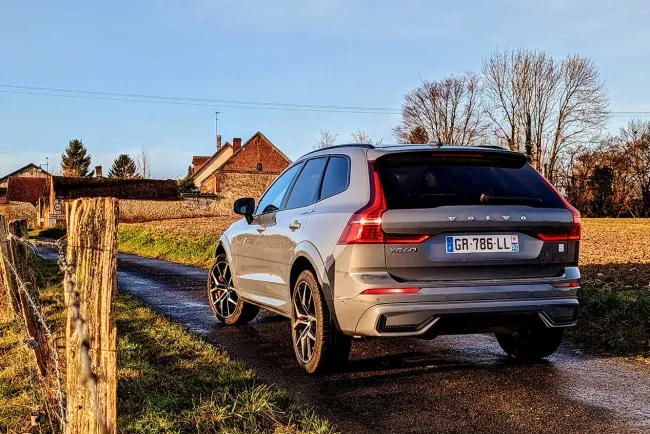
[28,227,67,240]
[567,284,650,357]
[1,257,337,433]
[118,225,217,268]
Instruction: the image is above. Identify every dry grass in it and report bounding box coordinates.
[580,219,650,292]
[581,218,650,265]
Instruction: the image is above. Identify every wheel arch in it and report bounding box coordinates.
[290,242,332,300]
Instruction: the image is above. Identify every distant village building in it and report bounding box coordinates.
[191,132,291,200]
[0,163,50,188]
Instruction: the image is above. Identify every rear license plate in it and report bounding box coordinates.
[446,235,519,253]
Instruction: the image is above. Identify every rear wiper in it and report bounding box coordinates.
[480,193,542,206]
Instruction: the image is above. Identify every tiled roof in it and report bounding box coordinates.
[192,156,211,166]
[6,176,49,203]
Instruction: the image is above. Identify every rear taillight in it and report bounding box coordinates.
[337,162,387,244]
[337,162,430,245]
[538,172,582,241]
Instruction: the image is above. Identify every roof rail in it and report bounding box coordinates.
[302,143,375,157]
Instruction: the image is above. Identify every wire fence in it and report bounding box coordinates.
[1,219,111,434]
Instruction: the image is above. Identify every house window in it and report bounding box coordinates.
[257,163,263,171]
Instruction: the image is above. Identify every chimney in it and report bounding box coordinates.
[233,137,242,152]
[95,166,103,178]
[216,135,222,151]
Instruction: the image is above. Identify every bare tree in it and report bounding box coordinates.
[313,130,338,150]
[617,119,650,215]
[350,129,383,145]
[136,145,152,179]
[393,72,486,146]
[546,55,609,182]
[482,48,608,181]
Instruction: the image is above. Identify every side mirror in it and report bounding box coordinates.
[233,197,255,223]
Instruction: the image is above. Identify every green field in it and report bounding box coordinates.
[0,257,336,433]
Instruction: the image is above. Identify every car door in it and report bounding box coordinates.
[263,157,328,309]
[232,163,302,296]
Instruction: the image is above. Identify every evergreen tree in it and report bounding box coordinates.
[178,166,197,193]
[61,139,92,176]
[108,154,139,178]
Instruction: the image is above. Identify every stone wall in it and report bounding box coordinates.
[0,202,37,228]
[216,172,279,208]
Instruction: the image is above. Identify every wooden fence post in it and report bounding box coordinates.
[65,198,118,434]
[0,215,21,319]
[8,219,50,377]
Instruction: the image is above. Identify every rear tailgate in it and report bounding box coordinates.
[376,149,578,282]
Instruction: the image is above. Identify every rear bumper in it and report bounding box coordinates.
[354,298,578,337]
[331,267,581,337]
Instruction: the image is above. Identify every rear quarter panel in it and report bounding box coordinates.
[303,150,370,296]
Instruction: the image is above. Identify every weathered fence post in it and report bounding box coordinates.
[65,198,118,434]
[9,219,50,377]
[0,215,21,319]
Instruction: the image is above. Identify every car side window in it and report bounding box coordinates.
[285,158,328,210]
[320,156,350,199]
[255,163,302,215]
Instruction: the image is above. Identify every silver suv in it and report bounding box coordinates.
[208,144,581,373]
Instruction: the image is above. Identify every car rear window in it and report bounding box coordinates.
[377,156,565,210]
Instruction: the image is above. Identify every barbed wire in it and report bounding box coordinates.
[1,233,110,434]
[0,234,67,429]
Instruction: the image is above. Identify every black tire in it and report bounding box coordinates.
[495,325,564,361]
[291,269,352,374]
[208,253,259,325]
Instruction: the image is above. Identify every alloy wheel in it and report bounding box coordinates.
[293,280,318,363]
[209,259,239,319]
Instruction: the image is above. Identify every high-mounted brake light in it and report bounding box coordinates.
[362,287,421,295]
[431,153,484,158]
[337,162,430,245]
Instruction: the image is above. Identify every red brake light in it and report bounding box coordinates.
[551,281,580,288]
[537,173,581,241]
[362,287,421,295]
[337,162,431,245]
[338,161,387,244]
[431,153,484,158]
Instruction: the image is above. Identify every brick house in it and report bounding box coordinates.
[191,132,291,202]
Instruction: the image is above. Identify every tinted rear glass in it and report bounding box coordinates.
[377,159,564,209]
[320,156,350,199]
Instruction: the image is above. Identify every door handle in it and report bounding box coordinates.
[257,227,266,233]
[288,221,301,231]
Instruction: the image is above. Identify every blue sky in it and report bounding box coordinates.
[1,0,649,179]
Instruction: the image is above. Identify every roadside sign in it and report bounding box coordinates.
[54,203,63,212]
